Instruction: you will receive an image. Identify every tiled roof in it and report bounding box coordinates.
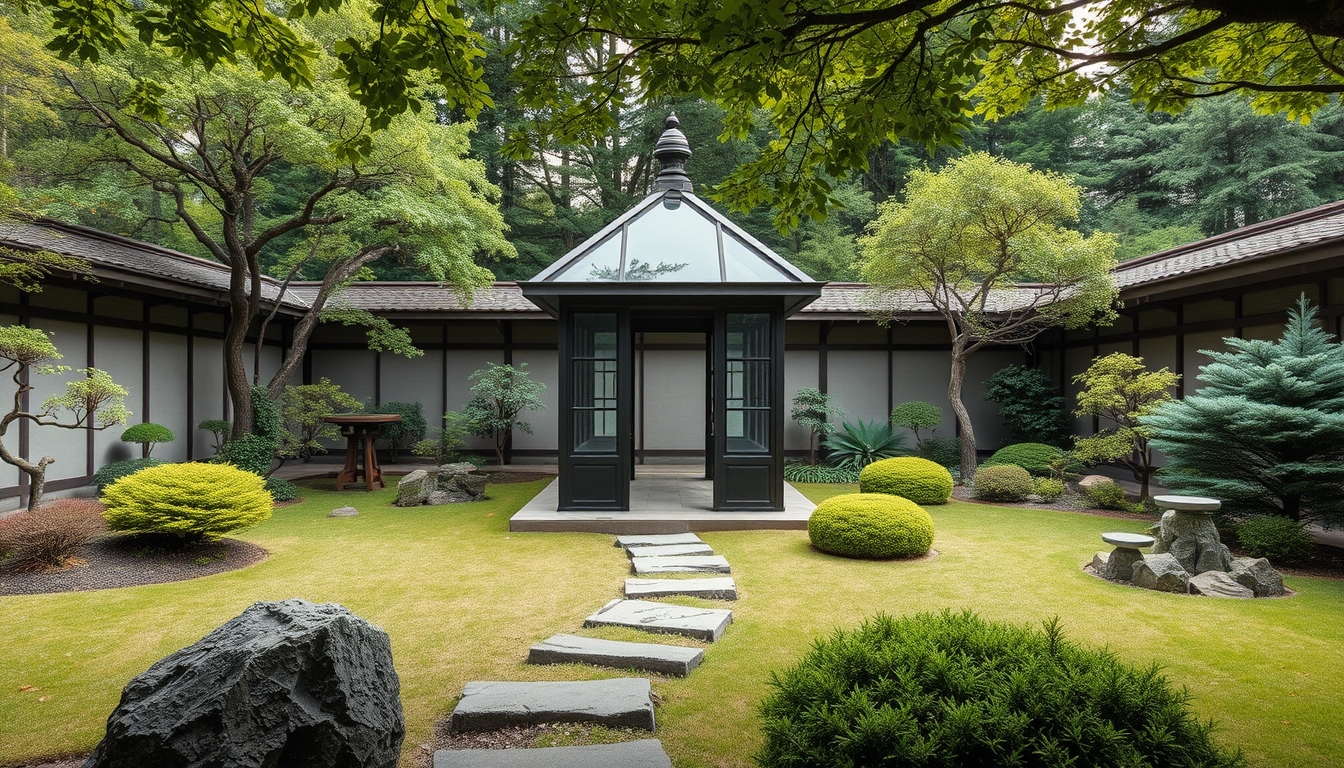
[286,282,545,315]
[1112,199,1344,290]
[0,219,309,308]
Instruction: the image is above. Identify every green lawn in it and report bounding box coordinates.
[3,479,1344,767]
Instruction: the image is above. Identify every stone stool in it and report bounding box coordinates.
[1100,531,1156,581]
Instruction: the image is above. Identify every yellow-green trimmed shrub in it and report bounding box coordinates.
[858,456,954,504]
[972,464,1034,502]
[1032,477,1066,502]
[102,463,272,542]
[981,442,1064,476]
[808,492,934,559]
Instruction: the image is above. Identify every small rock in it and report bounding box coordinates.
[437,462,478,477]
[396,470,433,507]
[1189,571,1255,598]
[1077,474,1113,489]
[1025,494,1044,503]
[1089,551,1109,572]
[1228,556,1286,597]
[329,506,358,518]
[1131,553,1190,593]
[426,490,475,505]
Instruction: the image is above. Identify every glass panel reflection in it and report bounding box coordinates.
[573,314,619,453]
[725,313,770,453]
[722,233,792,281]
[553,234,622,282]
[622,200,721,282]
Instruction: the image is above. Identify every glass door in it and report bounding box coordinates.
[559,309,631,510]
[713,310,784,510]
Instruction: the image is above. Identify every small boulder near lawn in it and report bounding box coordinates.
[396,463,488,507]
[82,599,403,768]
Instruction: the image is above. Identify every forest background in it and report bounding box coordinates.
[5,2,1344,285]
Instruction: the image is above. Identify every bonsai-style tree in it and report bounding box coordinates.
[0,326,129,509]
[984,365,1069,446]
[1072,353,1180,501]
[120,422,173,458]
[862,153,1118,480]
[791,388,845,465]
[277,379,361,464]
[198,420,231,455]
[890,401,941,452]
[1144,297,1344,525]
[463,363,546,467]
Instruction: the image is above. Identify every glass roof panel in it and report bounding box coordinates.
[552,232,623,282]
[621,199,722,282]
[722,232,794,281]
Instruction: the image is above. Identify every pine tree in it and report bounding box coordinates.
[1144,297,1344,525]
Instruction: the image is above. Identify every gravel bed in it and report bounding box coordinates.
[0,536,267,596]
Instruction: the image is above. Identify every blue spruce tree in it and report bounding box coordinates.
[1143,297,1344,525]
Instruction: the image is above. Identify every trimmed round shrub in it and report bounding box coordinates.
[757,611,1245,768]
[102,463,272,542]
[1083,479,1132,511]
[981,442,1064,476]
[1237,515,1316,565]
[858,456,953,504]
[265,476,300,502]
[1032,476,1066,502]
[972,464,1034,502]
[0,499,106,571]
[92,458,166,493]
[808,492,934,559]
[784,462,860,484]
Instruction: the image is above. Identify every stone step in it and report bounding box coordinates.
[528,634,704,677]
[625,577,737,601]
[625,543,714,559]
[615,533,704,549]
[584,599,733,642]
[434,739,672,768]
[449,678,655,733]
[631,555,731,574]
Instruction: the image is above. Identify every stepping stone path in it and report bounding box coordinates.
[625,577,737,600]
[614,533,704,549]
[434,740,672,768]
[438,531,739,765]
[584,598,733,642]
[631,555,731,574]
[625,543,714,559]
[529,633,704,677]
[449,679,655,732]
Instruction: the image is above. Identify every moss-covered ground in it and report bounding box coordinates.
[3,479,1343,767]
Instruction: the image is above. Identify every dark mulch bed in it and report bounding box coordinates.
[0,536,268,596]
[411,718,648,767]
[485,472,555,485]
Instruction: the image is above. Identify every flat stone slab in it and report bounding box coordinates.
[1153,495,1221,512]
[631,555,730,574]
[584,599,732,642]
[615,533,704,549]
[625,577,738,600]
[434,740,672,768]
[1102,532,1155,548]
[450,679,654,733]
[625,543,714,559]
[528,634,704,677]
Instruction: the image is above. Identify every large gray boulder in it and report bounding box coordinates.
[1189,571,1255,599]
[1103,546,1144,582]
[1229,556,1286,597]
[395,470,433,507]
[429,463,487,503]
[83,599,403,768]
[1131,553,1190,594]
[1151,509,1232,574]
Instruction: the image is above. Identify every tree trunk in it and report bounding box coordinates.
[25,460,49,510]
[948,343,978,482]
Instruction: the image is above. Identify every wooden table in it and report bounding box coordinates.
[321,413,402,491]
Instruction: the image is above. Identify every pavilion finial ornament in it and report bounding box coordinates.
[653,113,694,193]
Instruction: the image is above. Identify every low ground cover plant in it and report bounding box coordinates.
[102,463,272,543]
[92,458,166,494]
[807,492,934,559]
[783,461,859,484]
[972,464,1034,502]
[1237,516,1316,565]
[265,477,300,502]
[0,498,106,571]
[858,456,953,504]
[757,611,1245,768]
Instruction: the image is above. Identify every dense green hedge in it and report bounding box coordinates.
[265,477,300,502]
[1237,516,1316,565]
[102,463,273,542]
[808,492,934,559]
[981,442,1065,477]
[972,464,1034,502]
[858,456,953,504]
[758,611,1244,768]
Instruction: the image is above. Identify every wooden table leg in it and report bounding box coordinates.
[335,430,360,491]
[362,432,383,491]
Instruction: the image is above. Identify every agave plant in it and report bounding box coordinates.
[822,420,909,470]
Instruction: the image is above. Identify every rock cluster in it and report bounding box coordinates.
[395,463,488,507]
[82,599,403,768]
